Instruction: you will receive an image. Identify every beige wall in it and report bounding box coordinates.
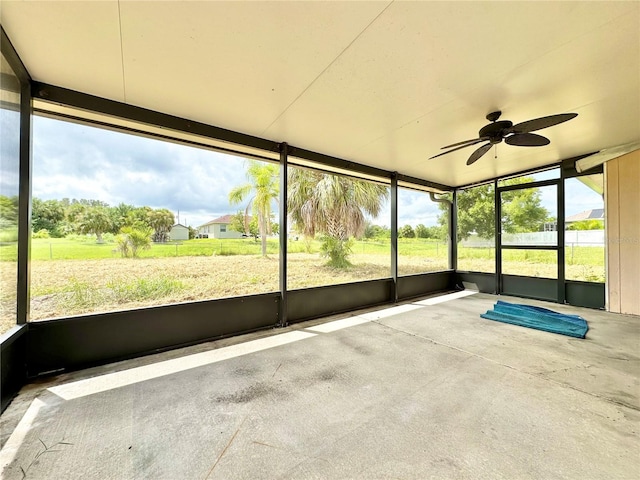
[213,223,244,239]
[605,149,640,315]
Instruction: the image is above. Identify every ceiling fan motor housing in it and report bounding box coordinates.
[479,120,513,144]
[486,111,502,122]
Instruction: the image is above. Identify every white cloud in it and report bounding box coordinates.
[398,188,443,227]
[32,116,256,227]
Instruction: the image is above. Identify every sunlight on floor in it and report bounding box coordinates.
[1,290,476,476]
[49,290,476,401]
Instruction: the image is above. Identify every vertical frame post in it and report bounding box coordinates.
[494,179,501,295]
[450,190,458,271]
[390,172,398,303]
[557,177,566,303]
[278,143,288,327]
[16,78,32,325]
[2,27,33,325]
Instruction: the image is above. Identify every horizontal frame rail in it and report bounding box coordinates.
[500,245,559,250]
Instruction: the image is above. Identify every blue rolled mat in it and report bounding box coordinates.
[481,300,588,338]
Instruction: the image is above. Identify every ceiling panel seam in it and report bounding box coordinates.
[260,0,395,136]
[117,0,127,102]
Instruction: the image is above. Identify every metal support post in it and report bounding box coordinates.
[278,143,289,327]
[391,173,398,303]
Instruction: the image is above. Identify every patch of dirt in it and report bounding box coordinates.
[22,253,443,322]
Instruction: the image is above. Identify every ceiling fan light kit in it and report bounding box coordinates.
[431,110,578,165]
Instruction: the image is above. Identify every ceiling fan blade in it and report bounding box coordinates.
[508,113,578,134]
[441,137,486,149]
[466,143,492,165]
[505,133,550,146]
[429,140,485,159]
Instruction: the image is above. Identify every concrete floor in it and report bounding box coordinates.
[1,292,638,479]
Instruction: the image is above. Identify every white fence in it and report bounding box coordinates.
[461,230,605,247]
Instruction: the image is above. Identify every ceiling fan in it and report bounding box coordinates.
[430,111,578,165]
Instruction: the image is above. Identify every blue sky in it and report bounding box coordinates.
[31,115,603,230]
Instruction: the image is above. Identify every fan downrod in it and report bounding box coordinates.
[486,111,501,122]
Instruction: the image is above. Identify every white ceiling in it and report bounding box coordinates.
[2,1,639,187]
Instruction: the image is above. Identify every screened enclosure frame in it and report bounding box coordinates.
[2,69,457,381]
[455,159,604,307]
[0,24,605,413]
[497,177,564,302]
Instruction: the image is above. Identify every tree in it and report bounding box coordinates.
[32,198,65,237]
[229,161,279,256]
[76,206,112,243]
[427,225,447,241]
[415,224,429,239]
[441,186,494,240]
[69,198,109,208]
[229,211,255,237]
[442,177,549,241]
[0,195,19,241]
[287,169,389,267]
[127,206,154,230]
[501,183,549,234]
[147,208,175,242]
[109,203,137,233]
[65,202,87,225]
[364,223,390,240]
[0,195,18,224]
[399,224,415,238]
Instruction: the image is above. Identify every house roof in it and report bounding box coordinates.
[2,3,637,189]
[566,208,604,223]
[171,223,189,229]
[198,214,250,228]
[199,215,233,228]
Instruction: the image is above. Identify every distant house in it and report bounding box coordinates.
[565,208,604,225]
[169,223,189,241]
[197,215,244,239]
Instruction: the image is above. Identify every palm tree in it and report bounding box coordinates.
[116,226,153,258]
[147,208,175,242]
[287,168,389,267]
[229,161,279,256]
[77,206,112,243]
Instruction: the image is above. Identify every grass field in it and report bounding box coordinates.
[457,246,605,282]
[0,236,604,331]
[0,236,446,261]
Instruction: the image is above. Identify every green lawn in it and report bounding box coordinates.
[456,245,605,282]
[3,237,281,261]
[1,237,450,261]
[1,238,603,269]
[457,245,604,266]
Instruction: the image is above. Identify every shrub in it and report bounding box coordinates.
[116,226,152,258]
[320,236,354,268]
[399,225,415,238]
[33,229,51,239]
